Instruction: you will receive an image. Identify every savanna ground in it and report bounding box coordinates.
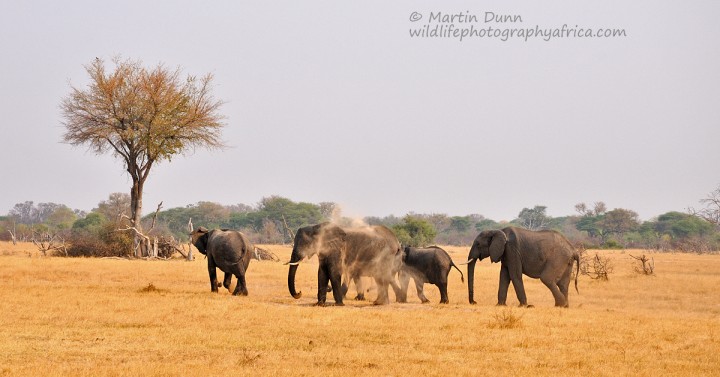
[0,242,719,376]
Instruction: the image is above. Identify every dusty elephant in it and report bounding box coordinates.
[191,227,254,296]
[287,222,403,306]
[398,246,464,304]
[466,227,580,307]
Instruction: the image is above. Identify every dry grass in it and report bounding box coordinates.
[1,242,719,376]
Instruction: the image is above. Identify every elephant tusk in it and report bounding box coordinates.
[284,258,304,266]
[458,258,476,265]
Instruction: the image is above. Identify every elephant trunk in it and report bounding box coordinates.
[467,259,477,304]
[287,249,303,299]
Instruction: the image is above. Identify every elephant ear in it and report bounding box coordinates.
[190,227,210,255]
[489,230,507,263]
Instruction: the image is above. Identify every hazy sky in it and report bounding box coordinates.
[1,1,718,221]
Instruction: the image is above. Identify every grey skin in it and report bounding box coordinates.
[191,227,254,296]
[398,246,465,304]
[466,227,580,307]
[287,222,403,306]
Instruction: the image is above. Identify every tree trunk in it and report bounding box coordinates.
[130,177,145,257]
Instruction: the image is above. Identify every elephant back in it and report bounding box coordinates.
[207,229,253,265]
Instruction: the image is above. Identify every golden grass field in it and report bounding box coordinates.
[1,242,719,376]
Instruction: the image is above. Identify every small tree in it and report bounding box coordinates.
[583,252,613,280]
[62,57,225,256]
[630,254,655,275]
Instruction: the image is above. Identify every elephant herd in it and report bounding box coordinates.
[190,223,581,308]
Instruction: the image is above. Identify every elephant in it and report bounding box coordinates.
[191,227,253,296]
[397,246,464,304]
[287,222,403,306]
[466,227,580,307]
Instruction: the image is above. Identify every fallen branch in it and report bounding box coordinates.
[253,246,280,262]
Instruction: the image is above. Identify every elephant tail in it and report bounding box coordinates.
[450,261,465,283]
[573,253,580,294]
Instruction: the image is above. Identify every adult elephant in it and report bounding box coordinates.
[465,227,580,307]
[191,227,254,296]
[398,246,464,304]
[287,222,403,306]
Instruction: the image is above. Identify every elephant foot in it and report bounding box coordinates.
[421,299,430,304]
[354,293,365,301]
[314,301,328,307]
[496,302,507,306]
[520,304,534,308]
[334,302,345,307]
[233,291,248,296]
[216,282,223,288]
[469,300,477,305]
[373,299,390,306]
[439,300,449,304]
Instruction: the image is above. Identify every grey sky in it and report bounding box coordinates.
[1,1,718,221]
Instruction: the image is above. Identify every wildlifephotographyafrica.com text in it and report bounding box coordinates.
[408,11,627,42]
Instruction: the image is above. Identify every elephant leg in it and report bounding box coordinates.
[389,278,403,302]
[497,265,510,305]
[208,257,219,293]
[558,264,574,305]
[316,263,330,306]
[397,271,410,303]
[510,273,528,307]
[232,266,248,296]
[544,270,569,307]
[438,282,449,304]
[373,277,390,305]
[353,276,365,301]
[329,268,344,306]
[415,279,430,303]
[223,272,233,291]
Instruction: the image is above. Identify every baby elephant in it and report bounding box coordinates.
[398,246,464,304]
[190,227,253,296]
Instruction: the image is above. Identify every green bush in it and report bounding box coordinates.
[392,216,437,247]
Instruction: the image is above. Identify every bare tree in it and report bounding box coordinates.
[575,203,589,216]
[585,253,613,280]
[630,254,655,275]
[575,201,607,217]
[31,229,67,257]
[593,201,607,216]
[61,57,225,256]
[94,192,131,224]
[7,221,17,246]
[517,205,550,230]
[689,185,720,228]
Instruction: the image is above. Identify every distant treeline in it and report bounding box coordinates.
[1,193,719,253]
